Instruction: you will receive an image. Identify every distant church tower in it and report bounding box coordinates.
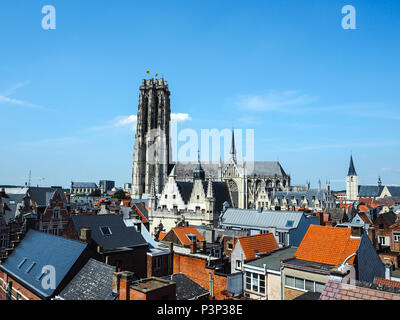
[346,155,358,201]
[131,78,171,198]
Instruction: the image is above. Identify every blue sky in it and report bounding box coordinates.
[0,0,399,190]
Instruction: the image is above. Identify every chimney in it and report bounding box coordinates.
[117,271,134,300]
[112,272,121,296]
[80,226,92,244]
[209,272,214,299]
[190,240,197,254]
[205,229,215,243]
[385,263,393,280]
[168,242,174,275]
[202,240,207,253]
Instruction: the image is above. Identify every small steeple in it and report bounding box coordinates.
[378,176,382,187]
[193,149,205,180]
[230,129,237,162]
[348,155,357,176]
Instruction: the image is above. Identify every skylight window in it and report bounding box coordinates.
[100,226,112,236]
[36,269,48,281]
[285,220,294,228]
[26,262,37,274]
[18,258,27,269]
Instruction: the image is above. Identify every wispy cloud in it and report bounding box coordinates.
[86,112,191,133]
[236,90,316,112]
[0,82,50,111]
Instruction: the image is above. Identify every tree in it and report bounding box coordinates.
[113,189,129,200]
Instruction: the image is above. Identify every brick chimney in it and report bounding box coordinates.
[117,271,134,300]
[190,240,197,254]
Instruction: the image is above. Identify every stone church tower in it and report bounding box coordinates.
[131,78,171,198]
[346,155,358,202]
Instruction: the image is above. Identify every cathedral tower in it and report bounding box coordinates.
[131,78,171,198]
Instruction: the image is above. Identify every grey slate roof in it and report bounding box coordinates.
[387,186,400,197]
[358,185,383,198]
[172,161,287,179]
[0,230,87,299]
[220,208,304,231]
[58,258,116,300]
[71,182,98,189]
[245,247,297,271]
[70,214,148,251]
[161,273,209,300]
[29,187,67,207]
[2,193,26,223]
[175,180,231,213]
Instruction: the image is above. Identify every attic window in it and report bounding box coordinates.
[9,200,15,205]
[100,226,112,236]
[186,234,197,243]
[26,262,37,274]
[18,258,27,269]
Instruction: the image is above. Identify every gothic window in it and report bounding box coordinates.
[228,180,238,208]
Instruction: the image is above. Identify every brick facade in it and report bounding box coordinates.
[172,252,227,300]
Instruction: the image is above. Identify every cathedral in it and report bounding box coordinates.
[131,78,333,234]
[131,79,291,208]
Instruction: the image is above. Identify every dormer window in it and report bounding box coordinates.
[100,226,112,236]
[186,234,197,243]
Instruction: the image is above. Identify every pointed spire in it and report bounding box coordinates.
[348,155,357,176]
[230,129,237,161]
[169,164,176,178]
[193,149,205,180]
[378,176,382,187]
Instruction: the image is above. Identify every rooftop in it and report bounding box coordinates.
[245,247,297,271]
[294,225,360,266]
[235,233,279,261]
[130,277,175,293]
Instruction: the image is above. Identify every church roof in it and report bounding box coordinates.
[172,161,288,179]
[175,180,231,213]
[358,185,383,198]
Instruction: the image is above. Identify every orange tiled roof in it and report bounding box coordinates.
[358,212,372,224]
[158,232,166,241]
[358,205,370,213]
[235,233,279,261]
[375,277,400,289]
[295,225,360,266]
[172,226,205,246]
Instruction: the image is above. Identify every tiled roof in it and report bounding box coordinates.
[158,232,166,241]
[375,277,400,289]
[71,214,147,250]
[0,230,87,299]
[58,258,116,300]
[320,280,400,300]
[294,225,360,266]
[172,226,205,246]
[161,273,209,300]
[236,233,279,261]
